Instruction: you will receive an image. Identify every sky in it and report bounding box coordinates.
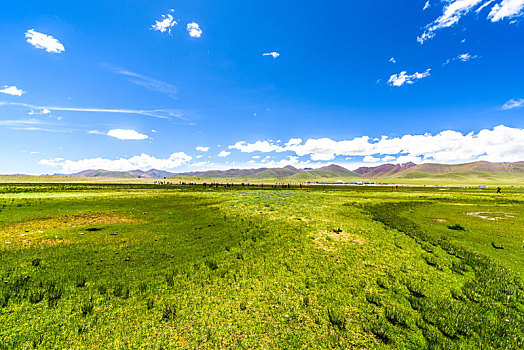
[0,0,523,174]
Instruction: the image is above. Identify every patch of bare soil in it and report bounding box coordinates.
[314,230,366,251]
[465,212,516,220]
[1,213,139,246]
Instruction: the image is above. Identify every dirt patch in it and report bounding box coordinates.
[465,212,516,221]
[314,230,366,251]
[435,219,447,223]
[1,213,139,246]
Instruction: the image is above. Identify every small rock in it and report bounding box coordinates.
[123,257,130,262]
[110,232,118,236]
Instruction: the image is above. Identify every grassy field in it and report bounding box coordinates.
[0,183,522,349]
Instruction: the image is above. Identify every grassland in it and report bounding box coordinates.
[0,183,522,348]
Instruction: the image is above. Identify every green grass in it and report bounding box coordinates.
[0,183,522,348]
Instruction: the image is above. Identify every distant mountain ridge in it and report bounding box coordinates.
[354,162,416,177]
[58,161,524,180]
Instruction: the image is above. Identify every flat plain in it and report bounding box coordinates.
[0,183,522,349]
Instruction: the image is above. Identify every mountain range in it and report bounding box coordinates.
[55,161,524,181]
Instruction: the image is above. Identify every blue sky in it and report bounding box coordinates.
[0,0,523,174]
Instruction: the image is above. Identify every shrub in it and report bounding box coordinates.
[113,284,129,299]
[368,318,392,344]
[97,285,107,295]
[406,281,426,298]
[75,276,87,288]
[146,298,154,310]
[376,277,388,289]
[47,283,62,308]
[162,303,176,320]
[366,293,381,306]
[31,258,41,267]
[138,282,148,293]
[327,308,346,330]
[81,297,94,316]
[422,254,442,270]
[448,224,465,231]
[165,271,176,287]
[0,290,10,308]
[385,307,408,327]
[204,260,218,270]
[29,289,45,304]
[451,261,468,275]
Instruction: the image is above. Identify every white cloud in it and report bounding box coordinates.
[502,98,524,109]
[423,1,431,10]
[0,119,45,126]
[0,102,184,120]
[388,69,431,86]
[389,57,396,63]
[363,156,380,163]
[229,140,284,153]
[227,125,524,164]
[25,29,65,53]
[476,0,496,13]
[382,155,396,162]
[419,0,524,43]
[0,85,25,96]
[218,151,231,157]
[444,52,479,65]
[457,52,478,61]
[196,146,209,152]
[186,22,202,38]
[152,13,177,34]
[263,52,280,59]
[40,152,192,173]
[107,66,177,98]
[488,0,524,21]
[418,0,484,43]
[106,129,148,140]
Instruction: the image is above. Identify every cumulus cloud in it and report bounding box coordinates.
[457,53,478,61]
[186,22,202,37]
[363,156,380,163]
[388,69,431,86]
[218,151,231,157]
[0,85,25,96]
[389,57,396,63]
[423,1,431,10]
[40,152,192,173]
[444,52,479,65]
[229,140,284,153]
[419,0,524,43]
[502,98,524,109]
[152,12,177,34]
[488,0,524,21]
[227,125,524,163]
[263,52,280,59]
[196,146,209,152]
[106,129,148,140]
[25,29,65,53]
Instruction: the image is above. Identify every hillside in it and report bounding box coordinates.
[52,161,524,183]
[392,161,524,178]
[63,169,175,179]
